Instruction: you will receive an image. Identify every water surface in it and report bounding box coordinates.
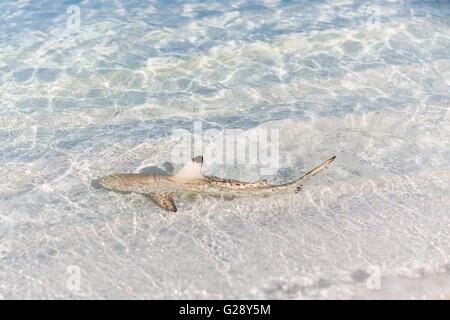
[0,0,449,299]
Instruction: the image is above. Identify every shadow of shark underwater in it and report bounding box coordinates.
[98,155,336,212]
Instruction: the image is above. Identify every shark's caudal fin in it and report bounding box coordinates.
[169,156,204,182]
[293,156,335,190]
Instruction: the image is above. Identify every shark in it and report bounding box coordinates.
[98,155,336,212]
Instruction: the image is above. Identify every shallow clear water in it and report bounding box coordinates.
[0,0,449,299]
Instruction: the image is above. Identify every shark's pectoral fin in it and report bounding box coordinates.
[148,192,177,212]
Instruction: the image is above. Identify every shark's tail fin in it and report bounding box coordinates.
[293,156,335,189]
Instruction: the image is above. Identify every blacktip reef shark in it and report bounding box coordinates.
[98,155,336,212]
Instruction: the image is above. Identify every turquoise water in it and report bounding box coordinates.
[0,0,449,299]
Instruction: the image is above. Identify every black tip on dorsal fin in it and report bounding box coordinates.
[193,155,203,164]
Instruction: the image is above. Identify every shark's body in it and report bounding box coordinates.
[98,155,335,212]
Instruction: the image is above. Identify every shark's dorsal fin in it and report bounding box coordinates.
[148,192,177,212]
[169,156,204,182]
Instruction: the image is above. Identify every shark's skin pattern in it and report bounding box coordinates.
[98,156,335,212]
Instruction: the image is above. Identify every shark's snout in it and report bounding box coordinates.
[98,174,124,190]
